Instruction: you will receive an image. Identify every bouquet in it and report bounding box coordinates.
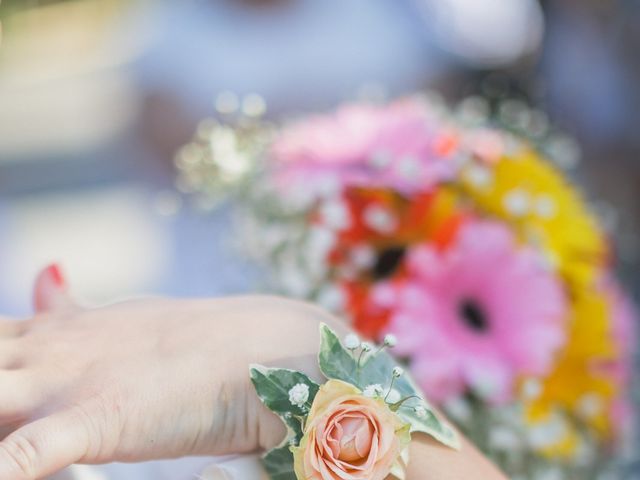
[176,94,637,479]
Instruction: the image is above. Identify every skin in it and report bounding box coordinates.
[0,269,507,480]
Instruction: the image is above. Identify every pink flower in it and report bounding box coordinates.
[293,379,410,480]
[607,279,636,369]
[271,98,457,196]
[600,278,637,434]
[379,221,568,404]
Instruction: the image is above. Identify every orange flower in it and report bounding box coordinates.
[293,380,410,480]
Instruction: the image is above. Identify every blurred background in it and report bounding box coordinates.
[0,0,638,478]
[0,0,638,314]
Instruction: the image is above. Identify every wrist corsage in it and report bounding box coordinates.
[250,324,459,480]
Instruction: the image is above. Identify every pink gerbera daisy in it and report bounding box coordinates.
[599,277,637,436]
[271,98,457,196]
[376,220,568,404]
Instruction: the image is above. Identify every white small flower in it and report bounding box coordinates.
[392,366,404,378]
[443,397,472,422]
[534,467,564,480]
[383,334,397,348]
[279,265,312,298]
[317,285,345,311]
[577,393,603,419]
[370,150,391,169]
[464,164,493,189]
[241,93,267,118]
[471,370,502,400]
[349,244,376,269]
[343,333,361,350]
[386,389,402,404]
[527,414,567,449]
[574,439,595,467]
[371,283,397,308]
[521,378,542,400]
[548,135,580,170]
[360,342,373,352]
[363,384,384,398]
[396,155,421,179]
[284,183,316,209]
[319,199,352,230]
[363,204,397,233]
[489,426,522,451]
[413,405,428,419]
[305,226,336,278]
[503,188,531,217]
[288,383,310,408]
[316,174,341,198]
[307,226,336,260]
[534,194,557,219]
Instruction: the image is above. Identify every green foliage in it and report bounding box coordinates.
[262,445,297,480]
[318,324,459,449]
[251,324,460,480]
[250,366,319,418]
[317,323,360,385]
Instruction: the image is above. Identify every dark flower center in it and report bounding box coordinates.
[458,298,489,333]
[372,247,405,279]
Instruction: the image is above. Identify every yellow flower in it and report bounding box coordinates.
[459,143,607,291]
[526,411,581,459]
[524,286,619,457]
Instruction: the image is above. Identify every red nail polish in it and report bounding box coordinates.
[47,263,66,288]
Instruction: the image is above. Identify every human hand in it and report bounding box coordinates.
[0,265,506,480]
[0,265,338,479]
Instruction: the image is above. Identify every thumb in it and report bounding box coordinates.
[32,264,78,314]
[0,410,89,480]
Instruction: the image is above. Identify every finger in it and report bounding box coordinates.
[0,409,89,479]
[33,264,78,314]
[0,346,21,370]
[0,421,24,443]
[0,320,25,338]
[0,372,40,423]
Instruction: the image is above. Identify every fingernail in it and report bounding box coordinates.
[46,263,66,288]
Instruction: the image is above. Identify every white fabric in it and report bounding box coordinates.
[54,456,265,480]
[200,456,268,480]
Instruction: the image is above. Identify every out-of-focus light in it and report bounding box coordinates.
[215,91,240,115]
[241,93,267,118]
[457,96,490,125]
[415,0,544,67]
[0,0,147,159]
[547,134,580,170]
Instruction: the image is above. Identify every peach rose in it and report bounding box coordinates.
[293,379,410,480]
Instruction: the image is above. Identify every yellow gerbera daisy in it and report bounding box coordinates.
[523,286,619,457]
[458,138,607,291]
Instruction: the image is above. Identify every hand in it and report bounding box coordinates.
[0,265,338,479]
[0,265,507,480]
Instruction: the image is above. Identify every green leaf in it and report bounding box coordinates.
[398,401,460,449]
[318,324,359,385]
[281,413,304,445]
[262,445,297,480]
[250,365,319,417]
[361,350,459,449]
[317,324,459,450]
